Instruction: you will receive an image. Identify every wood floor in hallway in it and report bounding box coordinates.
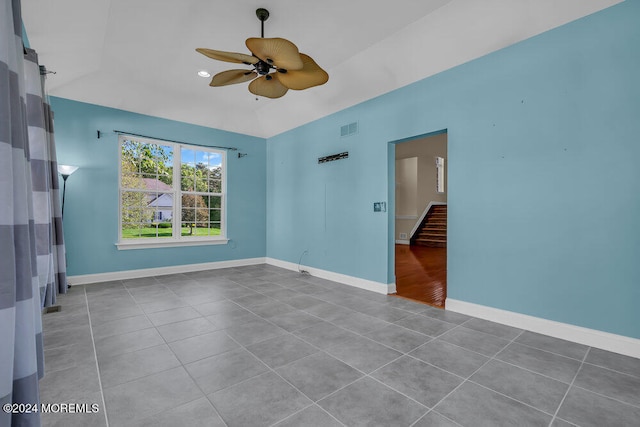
[394,244,447,308]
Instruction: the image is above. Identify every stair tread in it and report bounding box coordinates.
[411,204,447,248]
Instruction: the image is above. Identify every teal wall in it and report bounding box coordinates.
[52,97,267,276]
[266,2,640,338]
[22,21,30,48]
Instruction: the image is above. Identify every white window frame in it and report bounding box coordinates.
[116,135,228,250]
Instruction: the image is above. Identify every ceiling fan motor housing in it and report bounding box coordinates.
[256,61,271,75]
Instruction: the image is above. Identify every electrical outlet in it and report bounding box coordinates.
[399,233,407,239]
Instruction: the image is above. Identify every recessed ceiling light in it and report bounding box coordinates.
[197,70,211,78]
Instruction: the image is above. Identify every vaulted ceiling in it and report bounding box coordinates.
[22,0,620,138]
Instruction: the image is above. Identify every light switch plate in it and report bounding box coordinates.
[373,202,387,212]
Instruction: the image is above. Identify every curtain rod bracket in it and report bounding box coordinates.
[39,65,56,76]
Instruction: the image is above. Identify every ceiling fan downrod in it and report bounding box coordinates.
[254,8,273,75]
[256,8,269,38]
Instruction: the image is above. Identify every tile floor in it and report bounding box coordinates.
[40,264,640,427]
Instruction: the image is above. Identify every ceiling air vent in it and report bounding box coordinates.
[340,121,358,137]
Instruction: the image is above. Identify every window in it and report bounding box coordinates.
[117,135,226,249]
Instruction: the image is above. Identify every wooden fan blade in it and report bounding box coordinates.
[196,48,258,65]
[246,38,304,71]
[276,54,329,90]
[210,69,257,87]
[248,74,288,99]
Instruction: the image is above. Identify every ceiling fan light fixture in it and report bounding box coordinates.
[197,70,211,78]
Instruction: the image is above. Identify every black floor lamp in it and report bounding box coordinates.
[57,164,78,291]
[57,164,79,219]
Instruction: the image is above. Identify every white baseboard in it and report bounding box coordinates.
[68,257,266,285]
[446,298,640,359]
[266,257,393,295]
[395,240,410,245]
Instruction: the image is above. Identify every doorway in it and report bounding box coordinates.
[392,131,447,307]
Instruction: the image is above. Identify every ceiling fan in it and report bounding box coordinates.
[196,8,329,99]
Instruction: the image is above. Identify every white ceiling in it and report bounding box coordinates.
[22,0,621,138]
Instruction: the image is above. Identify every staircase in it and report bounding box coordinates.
[412,204,447,248]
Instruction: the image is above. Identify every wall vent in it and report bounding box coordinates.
[318,152,348,164]
[340,121,358,137]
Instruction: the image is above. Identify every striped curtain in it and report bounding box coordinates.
[25,48,68,307]
[1,0,67,425]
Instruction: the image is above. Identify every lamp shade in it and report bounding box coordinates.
[57,164,79,176]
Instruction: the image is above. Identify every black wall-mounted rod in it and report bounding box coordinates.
[318,152,349,164]
[108,130,238,151]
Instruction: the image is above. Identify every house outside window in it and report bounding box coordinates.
[117,135,227,249]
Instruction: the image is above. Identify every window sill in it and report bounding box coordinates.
[116,238,229,250]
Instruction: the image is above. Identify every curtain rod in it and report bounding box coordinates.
[107,130,238,151]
